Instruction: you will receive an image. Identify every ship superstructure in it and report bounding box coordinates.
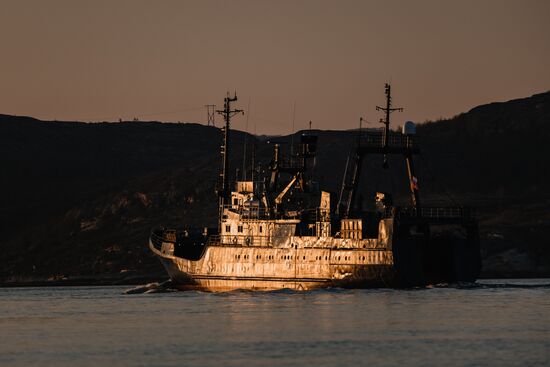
[149,88,481,291]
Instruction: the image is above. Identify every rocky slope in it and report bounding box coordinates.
[1,91,549,284]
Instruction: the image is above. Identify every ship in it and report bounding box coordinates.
[149,85,481,291]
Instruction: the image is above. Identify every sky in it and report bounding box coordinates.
[1,0,549,134]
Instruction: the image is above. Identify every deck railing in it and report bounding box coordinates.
[221,205,329,221]
[384,206,476,221]
[358,130,419,151]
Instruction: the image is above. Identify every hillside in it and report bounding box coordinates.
[1,91,549,284]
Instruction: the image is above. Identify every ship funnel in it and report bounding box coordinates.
[402,121,416,135]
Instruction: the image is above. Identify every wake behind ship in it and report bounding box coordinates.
[149,86,481,291]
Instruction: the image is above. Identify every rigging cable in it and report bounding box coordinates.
[290,101,296,156]
[242,97,251,180]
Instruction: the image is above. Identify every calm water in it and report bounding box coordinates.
[1,280,549,367]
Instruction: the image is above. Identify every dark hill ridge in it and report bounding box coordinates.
[1,91,549,284]
[416,91,550,195]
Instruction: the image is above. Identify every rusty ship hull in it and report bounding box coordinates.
[149,214,480,292]
[149,238,396,292]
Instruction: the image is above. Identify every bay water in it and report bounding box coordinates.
[1,279,549,366]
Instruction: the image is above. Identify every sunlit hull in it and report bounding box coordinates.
[150,240,396,291]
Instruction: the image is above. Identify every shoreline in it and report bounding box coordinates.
[0,273,168,288]
[2,273,548,288]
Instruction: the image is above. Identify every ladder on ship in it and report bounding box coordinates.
[337,147,363,218]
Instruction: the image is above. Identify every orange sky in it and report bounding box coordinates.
[1,0,549,134]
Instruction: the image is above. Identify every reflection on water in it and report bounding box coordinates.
[1,279,549,367]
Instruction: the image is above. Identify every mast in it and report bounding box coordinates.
[216,93,244,226]
[376,83,403,168]
[337,84,415,218]
[374,84,420,214]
